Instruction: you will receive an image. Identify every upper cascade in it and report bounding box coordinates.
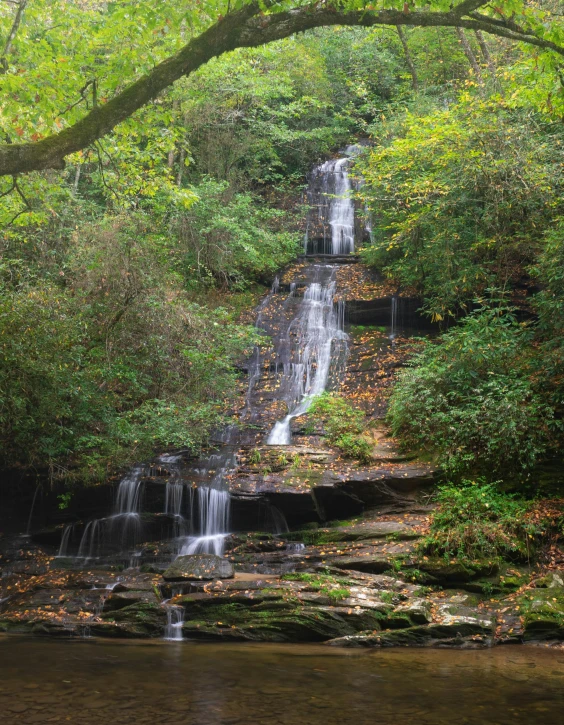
[305,144,365,256]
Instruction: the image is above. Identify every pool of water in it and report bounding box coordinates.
[1,638,564,724]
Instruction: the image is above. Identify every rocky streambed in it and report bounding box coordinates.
[3,497,564,648]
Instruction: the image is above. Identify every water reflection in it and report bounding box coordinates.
[1,639,564,724]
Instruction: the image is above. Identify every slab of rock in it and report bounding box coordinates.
[103,590,159,612]
[162,554,234,582]
[395,598,432,625]
[329,555,391,574]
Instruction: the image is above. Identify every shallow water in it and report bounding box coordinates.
[1,638,564,724]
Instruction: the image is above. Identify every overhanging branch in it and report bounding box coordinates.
[0,0,562,177]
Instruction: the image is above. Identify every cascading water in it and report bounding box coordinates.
[305,146,360,256]
[177,449,236,557]
[390,295,398,343]
[57,523,73,557]
[180,487,231,556]
[266,266,348,445]
[74,465,146,559]
[25,484,42,536]
[164,604,184,641]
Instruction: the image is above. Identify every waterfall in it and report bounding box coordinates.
[164,604,184,641]
[77,519,101,558]
[180,487,231,556]
[267,266,348,445]
[177,449,235,557]
[57,523,73,557]
[75,465,146,559]
[242,345,261,420]
[306,147,360,255]
[25,484,41,536]
[390,295,398,344]
[327,157,355,255]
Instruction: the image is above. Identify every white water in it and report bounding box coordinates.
[267,268,348,445]
[74,466,146,559]
[176,449,235,557]
[164,604,184,641]
[25,484,41,535]
[180,486,231,557]
[390,295,398,346]
[326,157,355,255]
[304,147,358,255]
[57,523,73,557]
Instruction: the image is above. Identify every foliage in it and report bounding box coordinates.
[174,179,299,288]
[421,480,543,562]
[358,96,564,321]
[308,393,372,463]
[387,306,554,479]
[0,214,258,480]
[531,219,564,414]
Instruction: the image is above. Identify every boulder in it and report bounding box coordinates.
[162,554,234,581]
[521,586,564,641]
[103,590,159,612]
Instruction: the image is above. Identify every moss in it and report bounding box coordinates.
[519,587,564,640]
[101,601,165,637]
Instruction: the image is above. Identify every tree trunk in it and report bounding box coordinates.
[177,148,186,187]
[72,164,82,196]
[456,27,483,83]
[1,0,28,74]
[396,26,419,91]
[474,29,496,74]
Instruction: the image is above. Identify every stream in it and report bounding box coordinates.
[1,639,564,724]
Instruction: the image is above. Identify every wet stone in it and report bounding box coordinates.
[162,554,235,581]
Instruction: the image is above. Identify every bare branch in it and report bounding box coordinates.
[0,175,32,227]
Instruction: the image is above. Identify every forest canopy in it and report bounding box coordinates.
[1,1,564,176]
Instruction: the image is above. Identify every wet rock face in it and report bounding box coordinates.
[162,554,234,582]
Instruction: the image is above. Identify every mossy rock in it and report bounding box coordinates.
[180,600,385,642]
[533,572,564,589]
[328,615,493,648]
[101,601,166,637]
[103,589,159,612]
[410,559,499,586]
[520,586,564,641]
[281,522,419,545]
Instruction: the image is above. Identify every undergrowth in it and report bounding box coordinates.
[420,480,545,563]
[307,393,372,464]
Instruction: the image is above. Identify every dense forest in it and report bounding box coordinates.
[2,0,562,489]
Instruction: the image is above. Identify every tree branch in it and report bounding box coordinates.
[1,0,27,74]
[396,25,419,91]
[0,1,562,177]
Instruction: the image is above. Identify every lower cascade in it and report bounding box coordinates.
[164,604,185,641]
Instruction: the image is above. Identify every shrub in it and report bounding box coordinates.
[308,393,372,463]
[387,306,553,479]
[421,480,543,562]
